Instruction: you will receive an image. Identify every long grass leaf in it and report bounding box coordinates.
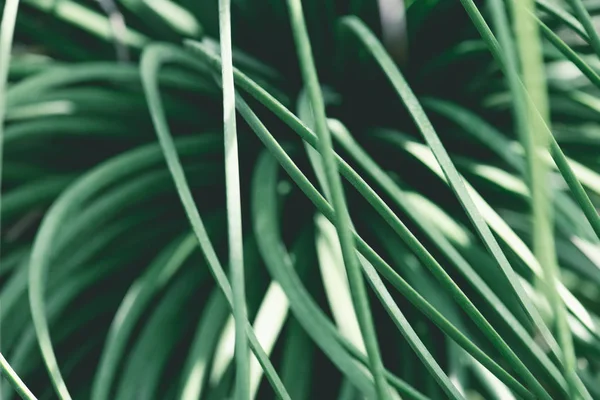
[91,234,204,400]
[496,0,578,396]
[0,0,30,395]
[140,43,290,400]
[0,354,37,400]
[217,1,250,398]
[178,289,229,400]
[285,2,391,398]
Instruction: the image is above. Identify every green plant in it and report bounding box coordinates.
[2,0,600,398]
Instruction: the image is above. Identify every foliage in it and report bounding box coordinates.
[2,0,600,398]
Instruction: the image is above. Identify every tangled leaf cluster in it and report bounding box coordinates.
[2,0,600,399]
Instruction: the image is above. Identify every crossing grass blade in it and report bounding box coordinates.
[285,2,391,398]
[459,0,600,242]
[565,0,600,57]
[0,354,37,400]
[237,96,530,399]
[491,0,578,396]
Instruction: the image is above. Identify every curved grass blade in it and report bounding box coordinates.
[280,318,313,400]
[250,151,430,400]
[285,2,391,398]
[91,233,207,400]
[178,289,229,400]
[6,63,211,108]
[27,134,220,400]
[0,0,28,395]
[12,237,143,379]
[5,210,175,376]
[2,176,73,222]
[140,42,290,400]
[114,267,199,400]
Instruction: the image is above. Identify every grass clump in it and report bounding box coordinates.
[2,0,600,399]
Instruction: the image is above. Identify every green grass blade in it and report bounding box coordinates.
[0,0,19,220]
[297,89,332,199]
[357,254,465,400]
[280,318,313,400]
[209,279,289,399]
[140,43,290,400]
[0,353,37,400]
[91,234,203,400]
[315,215,367,354]
[237,98,468,400]
[26,137,217,400]
[375,129,600,397]
[499,1,578,396]
[566,0,600,57]
[285,2,390,398]
[458,7,600,397]
[114,268,199,400]
[0,0,28,396]
[183,43,544,396]
[178,289,229,400]
[536,0,589,42]
[217,1,250,398]
[548,134,600,239]
[375,129,597,330]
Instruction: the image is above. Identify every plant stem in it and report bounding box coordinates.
[1,0,40,399]
[566,0,600,58]
[0,354,37,400]
[509,2,577,397]
[285,1,391,399]
[218,1,250,399]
